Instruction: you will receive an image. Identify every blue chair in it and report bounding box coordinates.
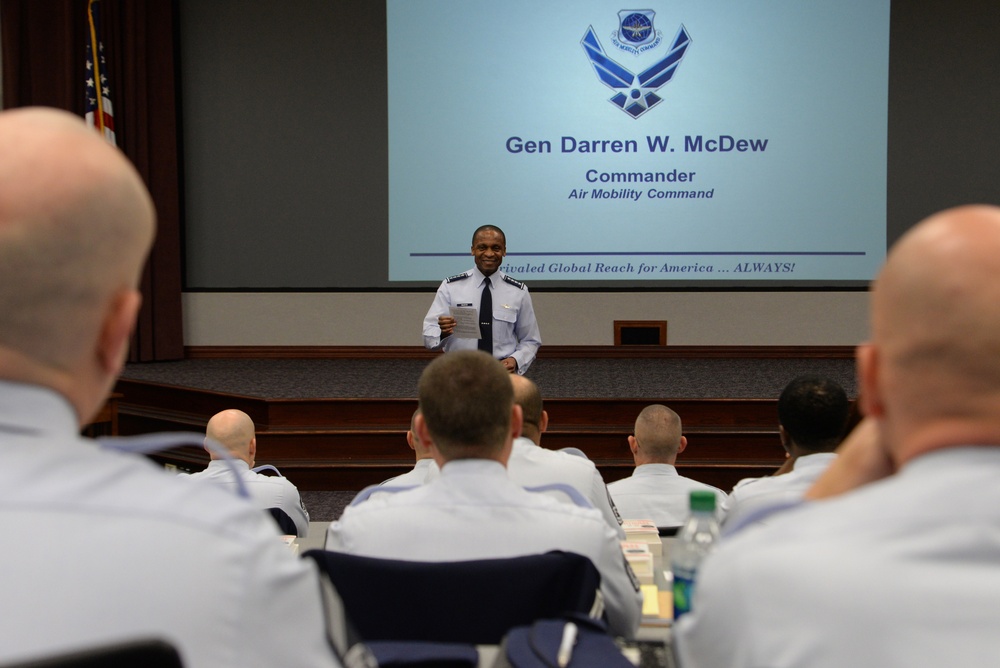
[302,549,603,646]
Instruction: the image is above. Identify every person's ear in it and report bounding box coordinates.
[677,435,688,454]
[415,414,433,449]
[97,289,142,376]
[249,436,257,463]
[538,410,549,434]
[627,435,639,455]
[857,343,884,419]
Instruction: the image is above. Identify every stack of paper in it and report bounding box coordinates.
[621,541,654,585]
[622,519,662,556]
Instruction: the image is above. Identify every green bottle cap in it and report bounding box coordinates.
[689,490,716,513]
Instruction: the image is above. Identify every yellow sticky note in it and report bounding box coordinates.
[640,584,660,616]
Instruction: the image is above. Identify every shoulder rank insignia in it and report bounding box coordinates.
[447,271,471,283]
[502,275,525,289]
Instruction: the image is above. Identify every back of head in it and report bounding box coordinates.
[868,205,1000,452]
[777,375,849,452]
[634,404,683,462]
[418,350,514,459]
[205,409,256,462]
[510,374,543,440]
[0,107,155,373]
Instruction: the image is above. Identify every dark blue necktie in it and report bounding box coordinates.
[478,279,493,354]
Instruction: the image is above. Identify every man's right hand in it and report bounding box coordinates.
[805,418,894,500]
[438,315,456,339]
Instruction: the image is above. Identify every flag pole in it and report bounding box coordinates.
[86,0,107,138]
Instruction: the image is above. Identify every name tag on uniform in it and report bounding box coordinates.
[456,303,473,307]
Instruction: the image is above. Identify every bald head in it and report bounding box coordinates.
[0,108,155,378]
[631,404,684,464]
[205,410,257,465]
[863,205,1000,460]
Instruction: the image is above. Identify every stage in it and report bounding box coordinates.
[114,351,857,518]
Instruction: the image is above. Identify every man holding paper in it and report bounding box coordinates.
[422,225,541,374]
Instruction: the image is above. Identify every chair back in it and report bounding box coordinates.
[302,549,603,645]
[1,639,182,668]
[267,507,298,535]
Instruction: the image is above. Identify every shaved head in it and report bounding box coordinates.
[0,108,155,370]
[0,108,155,424]
[863,205,1000,460]
[633,404,683,460]
[205,410,256,464]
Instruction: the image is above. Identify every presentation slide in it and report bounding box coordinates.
[387,0,890,284]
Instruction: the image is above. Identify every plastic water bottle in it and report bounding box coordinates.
[671,490,720,619]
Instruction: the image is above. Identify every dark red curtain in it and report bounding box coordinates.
[1,0,184,362]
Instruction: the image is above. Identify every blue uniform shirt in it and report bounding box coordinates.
[422,267,541,373]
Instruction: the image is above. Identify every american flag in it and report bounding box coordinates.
[84,0,116,145]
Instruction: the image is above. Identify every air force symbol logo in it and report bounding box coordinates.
[582,12,691,119]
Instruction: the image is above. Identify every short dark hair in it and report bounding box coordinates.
[471,225,506,246]
[777,375,849,451]
[418,350,513,458]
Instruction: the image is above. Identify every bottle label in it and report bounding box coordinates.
[673,569,696,619]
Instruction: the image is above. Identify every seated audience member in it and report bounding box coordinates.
[326,350,643,639]
[721,375,849,530]
[185,409,310,537]
[607,405,727,528]
[0,108,339,667]
[674,205,1000,668]
[378,408,439,486]
[506,375,624,537]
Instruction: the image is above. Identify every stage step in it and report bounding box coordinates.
[115,378,787,492]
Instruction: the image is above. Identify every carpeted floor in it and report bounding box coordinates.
[301,490,357,523]
[120,357,856,400]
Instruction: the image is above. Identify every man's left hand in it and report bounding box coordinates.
[500,357,518,373]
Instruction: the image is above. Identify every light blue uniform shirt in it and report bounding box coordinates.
[607,463,728,527]
[675,447,1000,668]
[327,458,642,638]
[0,380,340,668]
[422,267,541,373]
[185,459,311,537]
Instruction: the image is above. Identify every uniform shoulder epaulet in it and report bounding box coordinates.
[523,483,591,508]
[447,271,471,283]
[502,275,525,289]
